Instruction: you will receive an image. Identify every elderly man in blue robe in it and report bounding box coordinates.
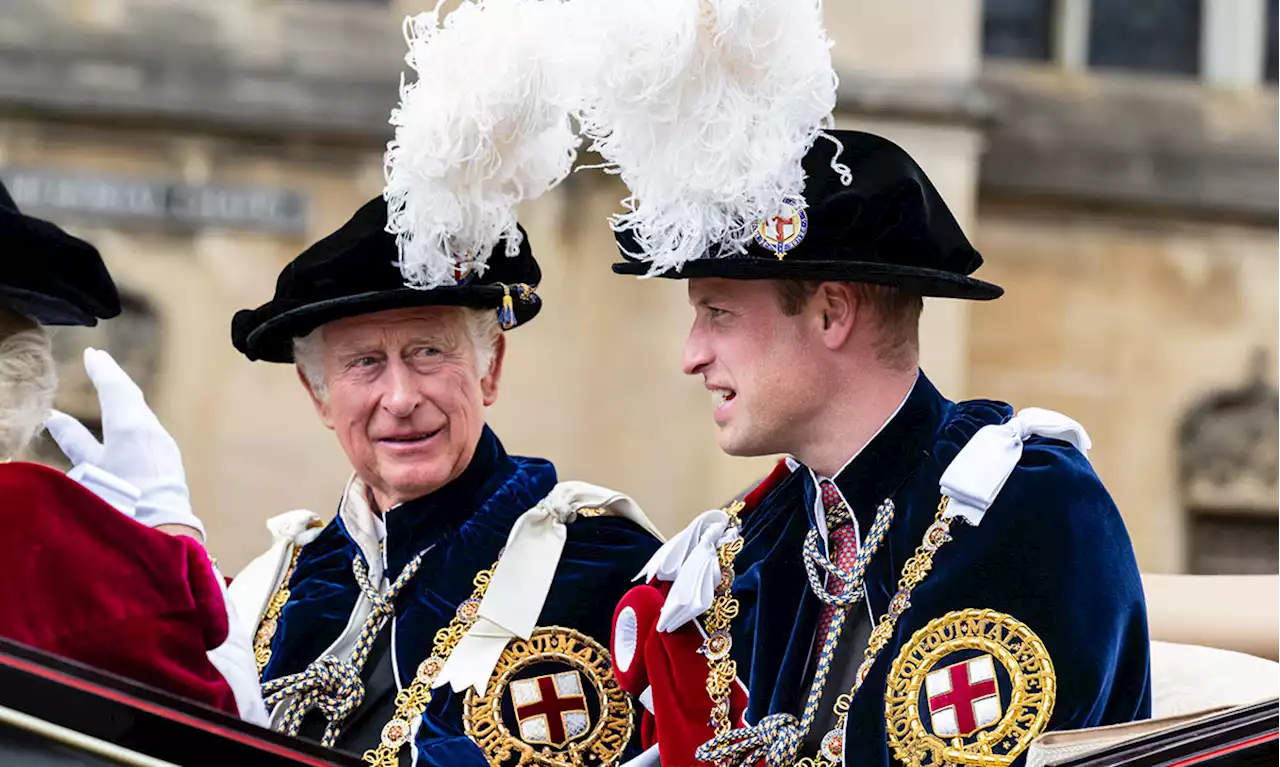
[224,192,660,767]
[218,5,662,765]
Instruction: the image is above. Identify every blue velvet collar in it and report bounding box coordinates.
[728,372,953,722]
[380,426,516,577]
[822,373,947,533]
[262,426,663,766]
[263,425,554,684]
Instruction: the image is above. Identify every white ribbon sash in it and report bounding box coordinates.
[434,481,662,694]
[940,407,1091,526]
[635,508,741,633]
[221,508,325,726]
[226,509,326,632]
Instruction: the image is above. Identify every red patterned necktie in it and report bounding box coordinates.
[813,479,859,652]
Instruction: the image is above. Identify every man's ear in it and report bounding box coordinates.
[297,365,335,430]
[816,282,857,350]
[480,333,506,407]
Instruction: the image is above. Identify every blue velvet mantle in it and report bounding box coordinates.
[728,373,1151,765]
[261,427,660,765]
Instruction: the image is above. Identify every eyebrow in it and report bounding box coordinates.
[401,330,457,347]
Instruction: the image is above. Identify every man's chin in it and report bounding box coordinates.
[377,481,446,509]
[716,428,773,458]
[373,464,453,507]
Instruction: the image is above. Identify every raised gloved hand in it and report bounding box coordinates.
[45,347,205,541]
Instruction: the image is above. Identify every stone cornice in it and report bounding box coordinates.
[979,65,1279,221]
[0,38,994,138]
[836,74,994,126]
[0,38,397,142]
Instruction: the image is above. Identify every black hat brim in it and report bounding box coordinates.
[233,284,540,364]
[0,285,99,326]
[0,210,121,326]
[611,257,1003,301]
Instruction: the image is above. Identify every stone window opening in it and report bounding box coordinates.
[982,0,1275,87]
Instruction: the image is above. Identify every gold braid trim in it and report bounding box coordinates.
[802,496,956,765]
[254,545,305,676]
[702,500,746,741]
[361,562,498,767]
[855,495,953,686]
[699,496,960,767]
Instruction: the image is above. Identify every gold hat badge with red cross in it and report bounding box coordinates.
[754,195,808,259]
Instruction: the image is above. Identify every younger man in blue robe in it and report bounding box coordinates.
[607,131,1151,767]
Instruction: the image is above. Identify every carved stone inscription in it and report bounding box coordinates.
[2,168,308,234]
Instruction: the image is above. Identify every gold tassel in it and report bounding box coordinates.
[498,285,516,330]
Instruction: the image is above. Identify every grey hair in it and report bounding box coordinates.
[294,307,502,401]
[0,321,57,460]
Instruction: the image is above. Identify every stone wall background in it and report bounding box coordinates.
[1,0,1275,573]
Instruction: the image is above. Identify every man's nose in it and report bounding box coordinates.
[681,326,713,376]
[381,358,420,417]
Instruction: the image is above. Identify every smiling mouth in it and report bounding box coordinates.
[712,389,737,406]
[378,427,443,445]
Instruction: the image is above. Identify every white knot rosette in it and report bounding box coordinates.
[434,481,661,695]
[636,508,741,633]
[940,408,1092,526]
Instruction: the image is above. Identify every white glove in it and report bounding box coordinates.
[45,348,204,540]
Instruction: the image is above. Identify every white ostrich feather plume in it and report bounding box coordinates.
[571,0,839,274]
[384,0,580,289]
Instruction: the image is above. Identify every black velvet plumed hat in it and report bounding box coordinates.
[612,130,1002,301]
[0,178,121,326]
[231,196,542,364]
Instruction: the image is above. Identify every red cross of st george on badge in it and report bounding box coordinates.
[754,195,808,259]
[464,627,633,767]
[510,671,589,747]
[925,655,1001,737]
[885,609,1056,767]
[453,251,473,282]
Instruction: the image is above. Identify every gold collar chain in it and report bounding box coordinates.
[253,505,616,764]
[362,561,498,766]
[254,545,305,675]
[701,496,957,767]
[367,508,613,763]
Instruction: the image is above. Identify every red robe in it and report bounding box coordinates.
[0,461,238,715]
[611,459,792,764]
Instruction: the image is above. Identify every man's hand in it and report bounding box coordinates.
[45,348,206,542]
